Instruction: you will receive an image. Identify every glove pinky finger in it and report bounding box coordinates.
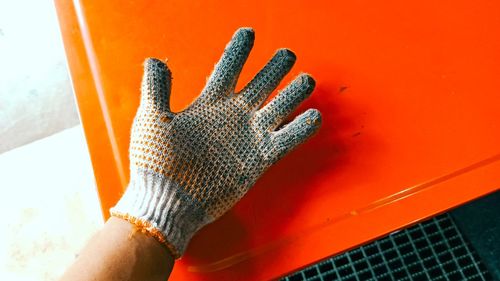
[267,108,322,163]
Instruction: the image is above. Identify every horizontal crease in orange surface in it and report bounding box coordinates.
[188,153,500,273]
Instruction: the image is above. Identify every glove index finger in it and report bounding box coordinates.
[200,28,254,102]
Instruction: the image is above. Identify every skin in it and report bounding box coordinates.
[60,217,174,281]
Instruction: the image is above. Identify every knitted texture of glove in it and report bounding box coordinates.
[110,28,321,258]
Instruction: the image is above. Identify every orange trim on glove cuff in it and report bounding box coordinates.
[111,211,181,259]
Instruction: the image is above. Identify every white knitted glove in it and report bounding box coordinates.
[111,28,321,258]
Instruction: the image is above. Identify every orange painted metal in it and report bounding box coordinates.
[54,0,500,280]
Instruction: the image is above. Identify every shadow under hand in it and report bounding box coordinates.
[181,82,367,276]
[248,84,352,233]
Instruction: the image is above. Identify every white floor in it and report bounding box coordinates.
[0,126,104,281]
[0,0,106,280]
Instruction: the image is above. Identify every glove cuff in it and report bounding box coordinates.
[110,168,211,258]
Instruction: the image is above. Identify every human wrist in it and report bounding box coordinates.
[110,168,212,258]
[61,216,174,281]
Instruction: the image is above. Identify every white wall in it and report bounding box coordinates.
[0,0,79,154]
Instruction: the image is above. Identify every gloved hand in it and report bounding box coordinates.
[111,28,321,258]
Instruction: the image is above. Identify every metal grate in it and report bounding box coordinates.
[282,214,493,281]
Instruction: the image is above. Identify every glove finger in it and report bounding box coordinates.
[254,73,315,131]
[140,58,173,114]
[267,109,322,163]
[200,28,254,102]
[237,48,296,110]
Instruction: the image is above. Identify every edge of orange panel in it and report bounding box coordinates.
[171,154,500,280]
[53,0,124,219]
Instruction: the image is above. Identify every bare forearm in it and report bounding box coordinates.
[60,217,174,281]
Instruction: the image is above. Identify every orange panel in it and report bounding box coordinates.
[54,0,500,280]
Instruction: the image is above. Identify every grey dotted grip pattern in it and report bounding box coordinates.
[123,28,321,232]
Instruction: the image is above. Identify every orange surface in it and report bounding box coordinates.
[54,0,500,280]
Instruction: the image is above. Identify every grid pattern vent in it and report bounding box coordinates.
[282,214,492,281]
